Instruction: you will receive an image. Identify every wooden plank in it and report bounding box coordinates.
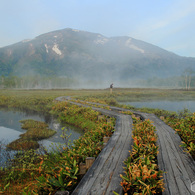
[72,115,133,195]
[105,116,133,194]
[142,114,195,195]
[89,115,132,194]
[72,127,121,194]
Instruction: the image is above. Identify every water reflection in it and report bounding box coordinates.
[0,127,22,142]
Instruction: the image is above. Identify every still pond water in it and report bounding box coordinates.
[0,108,84,165]
[121,100,195,113]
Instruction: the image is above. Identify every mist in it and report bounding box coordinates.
[0,28,195,90]
[1,74,195,90]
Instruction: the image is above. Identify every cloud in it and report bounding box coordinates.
[128,0,195,57]
[0,0,61,46]
[131,0,195,37]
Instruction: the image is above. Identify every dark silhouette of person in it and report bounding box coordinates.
[110,83,113,94]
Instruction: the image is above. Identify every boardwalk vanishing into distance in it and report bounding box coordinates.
[56,97,195,195]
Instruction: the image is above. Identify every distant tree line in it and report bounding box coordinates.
[0,75,79,89]
[142,75,195,89]
[0,67,194,89]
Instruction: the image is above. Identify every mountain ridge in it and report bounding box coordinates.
[0,28,194,86]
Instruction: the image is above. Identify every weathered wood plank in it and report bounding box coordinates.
[105,116,133,194]
[89,116,132,194]
[72,129,121,194]
[72,115,133,195]
[141,113,195,195]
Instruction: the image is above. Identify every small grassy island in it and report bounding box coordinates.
[7,119,56,150]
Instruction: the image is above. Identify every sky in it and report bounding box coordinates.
[0,0,195,57]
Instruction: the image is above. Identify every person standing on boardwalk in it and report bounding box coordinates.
[110,83,113,94]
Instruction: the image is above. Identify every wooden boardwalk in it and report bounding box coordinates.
[56,97,195,195]
[56,97,133,194]
[141,113,195,195]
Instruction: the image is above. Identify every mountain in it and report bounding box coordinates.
[0,28,195,87]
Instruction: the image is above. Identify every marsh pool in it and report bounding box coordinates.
[121,100,195,113]
[0,108,83,166]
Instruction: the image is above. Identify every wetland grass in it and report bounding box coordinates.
[0,88,194,194]
[0,88,195,107]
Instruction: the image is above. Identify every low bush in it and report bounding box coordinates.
[164,113,195,159]
[120,119,164,194]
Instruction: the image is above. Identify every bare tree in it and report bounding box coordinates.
[183,68,194,90]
